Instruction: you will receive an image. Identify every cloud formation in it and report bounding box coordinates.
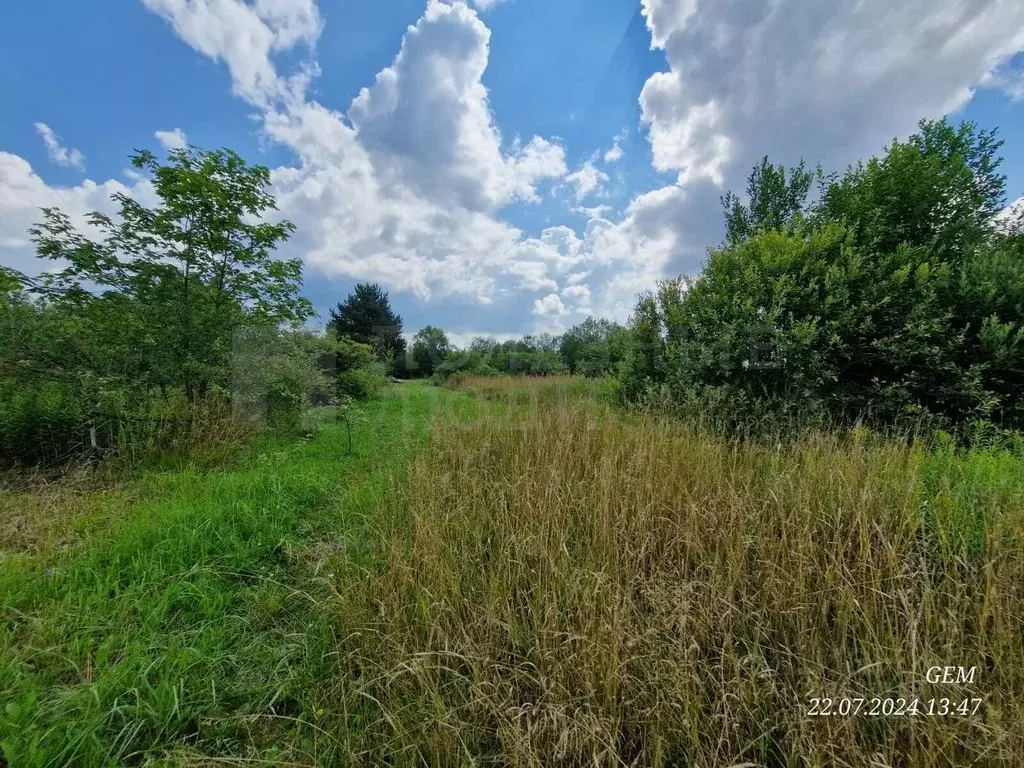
[564,158,609,203]
[154,128,188,150]
[5,0,1024,338]
[253,1,571,304]
[638,0,1024,188]
[33,122,85,171]
[141,0,321,106]
[603,130,626,163]
[0,152,155,272]
[576,0,1024,321]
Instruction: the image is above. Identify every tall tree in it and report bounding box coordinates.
[816,118,1006,260]
[328,283,406,366]
[411,325,451,377]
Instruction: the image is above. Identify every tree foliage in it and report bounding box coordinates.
[622,117,1024,434]
[720,156,814,245]
[434,335,568,380]
[328,283,406,370]
[559,317,631,377]
[411,325,451,378]
[1,146,324,465]
[26,147,312,402]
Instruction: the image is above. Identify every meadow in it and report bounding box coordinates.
[2,377,1022,766]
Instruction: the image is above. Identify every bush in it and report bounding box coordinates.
[431,349,498,382]
[337,361,388,400]
[0,381,90,466]
[620,118,1024,437]
[232,326,338,433]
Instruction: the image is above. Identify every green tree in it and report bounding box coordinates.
[560,317,631,376]
[2,146,317,464]
[411,325,451,377]
[720,156,813,245]
[956,227,1024,426]
[328,283,406,368]
[623,118,1023,433]
[28,146,312,402]
[560,318,604,374]
[816,118,1005,260]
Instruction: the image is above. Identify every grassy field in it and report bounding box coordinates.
[3,377,1024,766]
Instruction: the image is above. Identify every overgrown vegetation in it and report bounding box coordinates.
[0,148,383,468]
[4,378,1021,765]
[323,376,1024,765]
[433,333,567,379]
[620,119,1024,436]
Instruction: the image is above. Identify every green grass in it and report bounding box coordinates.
[0,381,476,767]
[3,376,1024,766]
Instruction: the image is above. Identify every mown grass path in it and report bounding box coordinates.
[0,382,474,767]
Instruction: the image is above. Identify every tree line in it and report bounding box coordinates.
[426,118,1024,438]
[2,115,1022,466]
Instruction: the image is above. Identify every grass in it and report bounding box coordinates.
[325,378,1024,766]
[3,376,1024,766]
[0,381,477,766]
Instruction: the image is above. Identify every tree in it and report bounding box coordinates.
[560,317,631,376]
[720,156,813,245]
[619,292,666,402]
[328,283,406,368]
[411,325,451,377]
[28,146,312,402]
[956,227,1024,426]
[816,118,1006,261]
[469,336,498,357]
[3,146,321,464]
[560,318,603,374]
[330,333,388,400]
[622,118,1024,433]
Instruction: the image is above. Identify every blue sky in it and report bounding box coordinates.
[2,0,1023,345]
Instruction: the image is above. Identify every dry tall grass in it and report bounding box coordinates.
[327,379,1024,766]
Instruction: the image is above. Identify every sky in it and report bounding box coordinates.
[2,0,1024,346]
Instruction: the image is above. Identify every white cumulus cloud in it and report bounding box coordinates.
[603,129,627,163]
[565,158,609,202]
[140,0,321,107]
[6,0,1024,340]
[0,152,155,272]
[574,0,1024,323]
[637,0,1024,189]
[533,292,569,316]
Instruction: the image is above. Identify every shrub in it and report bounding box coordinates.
[0,381,90,466]
[337,361,388,400]
[620,118,1024,437]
